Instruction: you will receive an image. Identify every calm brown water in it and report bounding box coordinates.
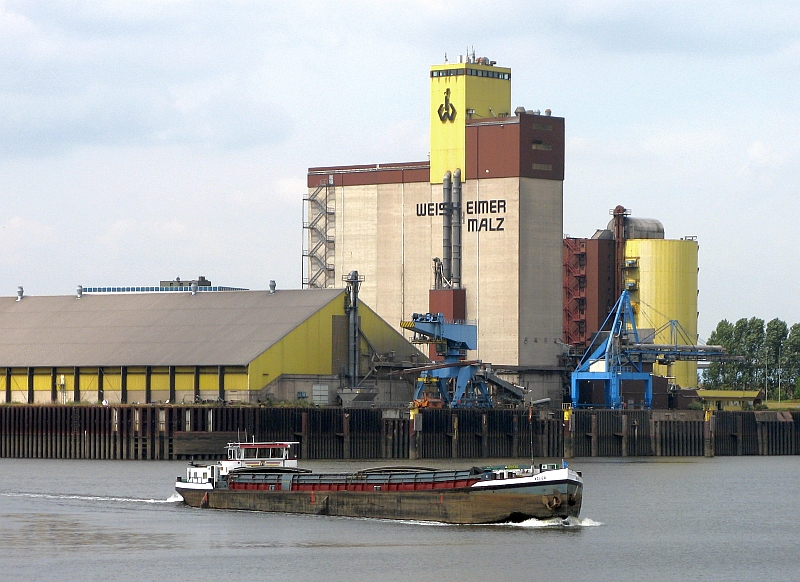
[0,456,798,581]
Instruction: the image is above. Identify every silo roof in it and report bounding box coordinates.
[0,289,343,368]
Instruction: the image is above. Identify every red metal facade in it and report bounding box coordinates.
[465,113,565,181]
[307,162,430,188]
[428,288,467,360]
[563,238,616,348]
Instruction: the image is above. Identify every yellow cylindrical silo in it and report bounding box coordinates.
[623,238,699,388]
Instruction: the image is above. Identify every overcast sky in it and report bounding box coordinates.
[1,1,798,339]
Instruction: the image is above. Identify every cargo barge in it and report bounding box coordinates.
[175,441,583,524]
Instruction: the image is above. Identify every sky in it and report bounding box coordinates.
[1,0,799,340]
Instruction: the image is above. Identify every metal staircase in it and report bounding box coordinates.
[303,181,336,288]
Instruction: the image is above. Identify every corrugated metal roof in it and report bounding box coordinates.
[0,289,343,368]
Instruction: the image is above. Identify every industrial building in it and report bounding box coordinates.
[563,206,699,389]
[0,286,422,405]
[304,54,566,404]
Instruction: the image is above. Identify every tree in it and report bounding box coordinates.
[704,319,735,389]
[703,316,800,400]
[765,318,789,399]
[784,324,800,398]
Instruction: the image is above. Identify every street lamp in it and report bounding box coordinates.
[778,344,782,404]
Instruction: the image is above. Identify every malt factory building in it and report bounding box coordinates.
[304,54,565,403]
[0,287,421,405]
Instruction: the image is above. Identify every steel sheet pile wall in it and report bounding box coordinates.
[571,410,652,457]
[383,416,409,459]
[655,418,704,456]
[755,412,796,456]
[305,408,344,459]
[1,406,799,460]
[714,411,760,456]
[417,410,562,459]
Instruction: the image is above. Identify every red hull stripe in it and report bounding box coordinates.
[228,479,481,492]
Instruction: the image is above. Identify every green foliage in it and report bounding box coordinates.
[703,316,800,400]
[687,400,706,410]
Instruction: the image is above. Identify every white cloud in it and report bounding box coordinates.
[0,0,799,336]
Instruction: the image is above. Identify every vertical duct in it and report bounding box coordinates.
[451,169,462,288]
[344,270,364,387]
[612,205,629,298]
[442,171,452,287]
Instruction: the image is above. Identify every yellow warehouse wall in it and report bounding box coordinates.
[175,369,194,393]
[33,373,49,392]
[103,370,121,393]
[102,369,122,403]
[150,368,170,392]
[358,302,427,360]
[625,238,699,388]
[226,371,248,391]
[198,368,218,394]
[247,292,424,393]
[247,294,342,391]
[126,368,146,389]
[81,372,98,400]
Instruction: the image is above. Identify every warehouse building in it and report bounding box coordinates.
[0,287,422,405]
[304,54,566,403]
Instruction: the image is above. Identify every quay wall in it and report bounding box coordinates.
[0,406,797,460]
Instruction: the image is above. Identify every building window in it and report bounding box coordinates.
[532,163,552,171]
[532,123,552,131]
[531,141,553,151]
[430,68,465,78]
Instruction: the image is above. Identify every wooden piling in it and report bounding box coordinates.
[342,411,350,460]
[451,414,459,459]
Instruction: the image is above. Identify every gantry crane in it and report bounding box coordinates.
[570,291,737,409]
[400,313,493,408]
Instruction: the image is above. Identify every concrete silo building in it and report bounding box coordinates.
[304,54,566,403]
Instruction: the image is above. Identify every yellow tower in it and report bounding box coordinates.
[429,56,511,182]
[624,239,699,388]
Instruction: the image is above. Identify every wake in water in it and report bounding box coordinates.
[0,491,184,504]
[504,516,602,528]
[365,515,602,528]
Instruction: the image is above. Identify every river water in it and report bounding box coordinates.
[0,456,797,581]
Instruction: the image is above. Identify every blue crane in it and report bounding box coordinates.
[400,313,493,408]
[570,291,653,409]
[570,291,737,409]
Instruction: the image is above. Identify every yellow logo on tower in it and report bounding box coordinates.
[437,88,456,123]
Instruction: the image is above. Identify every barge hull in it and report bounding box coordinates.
[177,483,582,524]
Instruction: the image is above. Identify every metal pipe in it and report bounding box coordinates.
[612,205,628,298]
[451,169,462,288]
[442,172,452,286]
[344,270,364,386]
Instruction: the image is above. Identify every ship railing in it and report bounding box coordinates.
[228,469,480,490]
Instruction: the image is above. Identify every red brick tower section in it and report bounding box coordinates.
[563,238,617,348]
[563,237,587,347]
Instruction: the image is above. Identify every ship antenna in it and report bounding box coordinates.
[528,406,534,472]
